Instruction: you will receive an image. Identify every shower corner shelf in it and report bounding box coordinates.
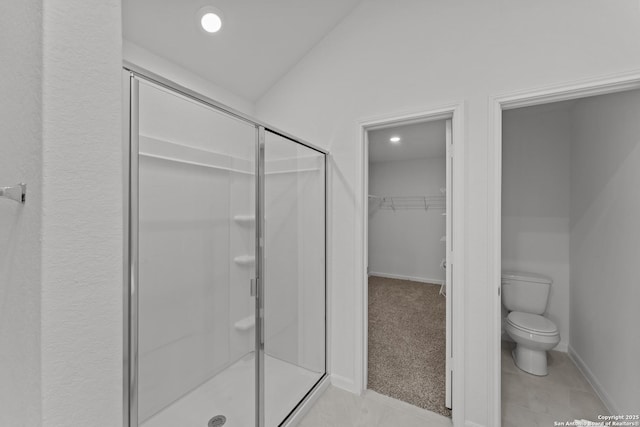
[233,255,255,266]
[233,214,255,226]
[234,316,255,331]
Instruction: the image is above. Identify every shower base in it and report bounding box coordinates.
[141,353,321,427]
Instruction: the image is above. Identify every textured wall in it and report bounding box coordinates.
[254,1,640,425]
[40,0,123,425]
[0,0,43,425]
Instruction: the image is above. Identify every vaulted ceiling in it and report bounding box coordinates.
[123,0,361,101]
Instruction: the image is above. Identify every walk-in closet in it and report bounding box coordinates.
[366,118,451,418]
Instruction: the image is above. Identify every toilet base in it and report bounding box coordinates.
[512,346,548,376]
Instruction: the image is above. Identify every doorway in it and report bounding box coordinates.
[366,118,450,417]
[359,105,464,423]
[490,73,640,426]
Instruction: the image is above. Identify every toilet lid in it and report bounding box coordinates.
[507,312,558,335]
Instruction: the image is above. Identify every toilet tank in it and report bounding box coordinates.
[501,271,552,314]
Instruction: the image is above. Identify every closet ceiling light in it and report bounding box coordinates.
[199,7,223,33]
[389,136,401,144]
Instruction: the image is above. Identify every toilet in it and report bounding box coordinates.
[502,271,560,376]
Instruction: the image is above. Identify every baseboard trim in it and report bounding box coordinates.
[368,271,444,285]
[465,421,486,427]
[330,373,358,394]
[568,345,619,415]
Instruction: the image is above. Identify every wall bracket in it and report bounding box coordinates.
[0,183,26,204]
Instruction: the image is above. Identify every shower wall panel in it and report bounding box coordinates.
[263,132,326,425]
[138,155,231,419]
[264,159,299,362]
[264,137,325,373]
[136,82,255,421]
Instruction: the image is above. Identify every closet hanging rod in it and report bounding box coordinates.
[0,183,26,204]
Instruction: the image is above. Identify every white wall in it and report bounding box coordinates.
[40,0,123,425]
[264,155,301,362]
[124,41,255,116]
[254,1,640,425]
[368,156,446,284]
[0,0,43,425]
[264,139,326,373]
[2,2,123,425]
[502,104,571,351]
[569,89,640,413]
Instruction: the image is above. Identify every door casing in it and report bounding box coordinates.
[488,70,640,427]
[357,103,465,426]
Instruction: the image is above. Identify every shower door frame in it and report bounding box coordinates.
[123,63,329,427]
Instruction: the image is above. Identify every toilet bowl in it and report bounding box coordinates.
[501,271,560,376]
[505,311,559,376]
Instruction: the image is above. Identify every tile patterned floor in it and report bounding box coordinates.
[502,342,610,427]
[298,386,452,427]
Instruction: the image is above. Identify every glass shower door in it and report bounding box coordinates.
[128,72,328,427]
[133,77,257,427]
[261,130,327,426]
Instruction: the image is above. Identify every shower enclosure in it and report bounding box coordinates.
[124,66,327,427]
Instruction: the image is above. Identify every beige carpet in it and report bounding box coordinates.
[368,275,451,418]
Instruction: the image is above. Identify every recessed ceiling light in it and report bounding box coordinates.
[389,136,401,144]
[198,7,223,34]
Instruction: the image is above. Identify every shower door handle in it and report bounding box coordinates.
[250,278,256,297]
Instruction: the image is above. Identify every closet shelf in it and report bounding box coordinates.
[234,316,255,331]
[233,215,255,226]
[369,195,445,211]
[233,255,255,266]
